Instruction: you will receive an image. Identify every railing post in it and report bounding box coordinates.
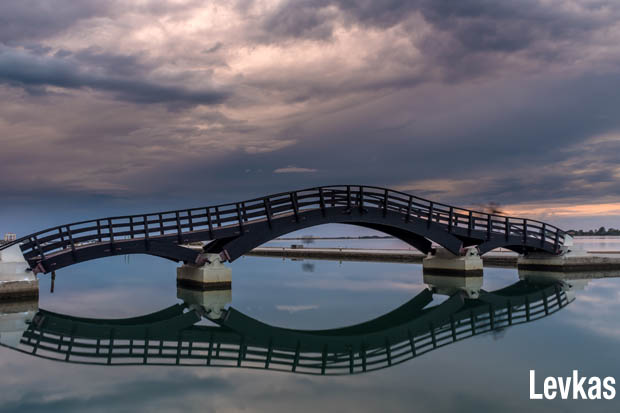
[554,284,563,308]
[358,186,364,212]
[468,211,473,237]
[429,322,437,348]
[554,231,560,252]
[292,341,301,372]
[207,208,214,237]
[129,216,135,239]
[97,220,102,243]
[143,215,150,250]
[347,186,352,210]
[505,217,510,241]
[486,215,491,240]
[67,225,76,261]
[448,207,454,232]
[236,203,244,234]
[291,193,299,222]
[215,206,221,228]
[525,296,531,321]
[175,211,183,243]
[108,219,115,253]
[427,202,434,228]
[540,223,546,247]
[32,236,45,260]
[263,198,272,228]
[523,220,528,245]
[158,214,164,235]
[383,189,388,217]
[57,228,65,248]
[319,188,326,217]
[406,196,412,223]
[188,210,194,232]
[449,316,457,341]
[407,329,416,356]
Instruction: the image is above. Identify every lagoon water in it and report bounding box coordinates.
[1,237,619,412]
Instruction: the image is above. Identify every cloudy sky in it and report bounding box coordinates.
[2,0,620,232]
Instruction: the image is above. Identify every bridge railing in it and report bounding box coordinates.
[1,185,565,263]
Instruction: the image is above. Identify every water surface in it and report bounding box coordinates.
[0,238,619,412]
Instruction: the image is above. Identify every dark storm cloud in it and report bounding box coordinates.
[0,47,229,106]
[165,70,620,208]
[0,1,109,44]
[261,0,616,69]
[1,0,620,230]
[263,0,613,45]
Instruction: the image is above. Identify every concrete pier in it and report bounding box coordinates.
[422,247,483,276]
[177,253,232,290]
[0,244,38,300]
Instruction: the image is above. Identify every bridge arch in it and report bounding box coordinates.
[203,206,464,260]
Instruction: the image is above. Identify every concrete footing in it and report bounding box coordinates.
[177,253,231,290]
[422,247,483,276]
[0,245,38,300]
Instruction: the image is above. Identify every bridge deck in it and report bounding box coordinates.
[0,185,567,273]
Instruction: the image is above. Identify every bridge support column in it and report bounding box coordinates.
[0,245,38,300]
[177,253,231,290]
[422,247,483,276]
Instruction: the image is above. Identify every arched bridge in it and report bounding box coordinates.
[3,280,570,375]
[0,185,567,274]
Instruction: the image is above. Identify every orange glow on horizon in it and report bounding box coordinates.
[503,202,620,218]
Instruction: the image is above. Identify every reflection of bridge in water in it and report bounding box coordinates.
[0,185,568,275]
[2,280,571,375]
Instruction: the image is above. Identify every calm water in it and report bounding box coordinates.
[266,235,620,253]
[1,238,619,412]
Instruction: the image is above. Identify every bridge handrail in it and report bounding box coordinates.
[0,185,566,260]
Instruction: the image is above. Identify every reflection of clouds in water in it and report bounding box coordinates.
[562,278,620,340]
[40,288,174,318]
[275,304,319,313]
[284,278,424,292]
[0,350,529,413]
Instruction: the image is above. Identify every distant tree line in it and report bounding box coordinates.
[567,227,620,236]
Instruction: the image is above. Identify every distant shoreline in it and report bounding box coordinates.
[275,235,620,241]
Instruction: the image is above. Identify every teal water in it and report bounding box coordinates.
[1,242,619,412]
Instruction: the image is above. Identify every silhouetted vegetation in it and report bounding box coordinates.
[567,227,620,236]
